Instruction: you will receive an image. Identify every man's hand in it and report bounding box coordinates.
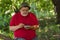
[24,25,39,30]
[18,23,24,28]
[32,25,39,30]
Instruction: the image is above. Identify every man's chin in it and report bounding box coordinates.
[22,14,28,16]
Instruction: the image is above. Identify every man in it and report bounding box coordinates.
[9,2,39,40]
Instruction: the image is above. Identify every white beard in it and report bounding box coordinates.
[21,13,28,16]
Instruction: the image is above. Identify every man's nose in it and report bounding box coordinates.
[24,11,27,13]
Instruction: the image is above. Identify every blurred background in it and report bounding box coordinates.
[0,0,60,40]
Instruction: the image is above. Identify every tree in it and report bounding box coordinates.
[52,0,60,24]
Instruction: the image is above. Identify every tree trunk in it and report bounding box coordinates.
[52,0,60,24]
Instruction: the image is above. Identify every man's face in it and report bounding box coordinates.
[20,7,29,16]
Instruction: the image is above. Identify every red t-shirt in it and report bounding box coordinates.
[10,12,38,40]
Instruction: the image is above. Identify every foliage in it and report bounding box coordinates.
[0,0,60,40]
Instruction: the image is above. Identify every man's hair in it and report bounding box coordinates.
[19,2,30,10]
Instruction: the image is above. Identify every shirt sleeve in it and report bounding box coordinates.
[30,13,39,25]
[10,14,16,26]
